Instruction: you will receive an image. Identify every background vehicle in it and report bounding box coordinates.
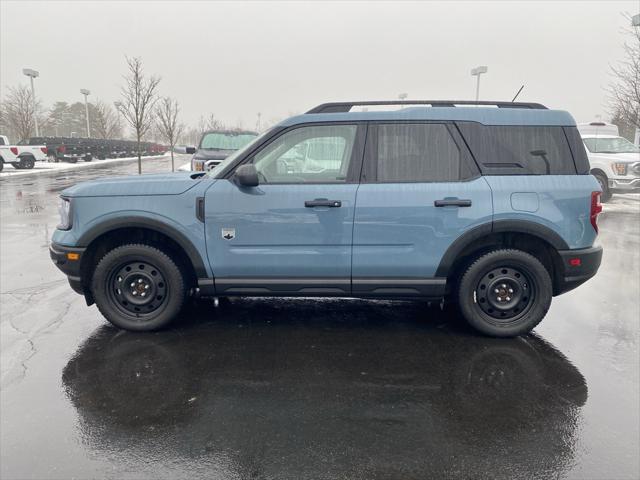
[50,100,602,337]
[0,134,46,170]
[186,129,258,171]
[577,122,640,201]
[22,137,168,163]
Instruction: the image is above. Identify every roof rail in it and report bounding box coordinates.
[306,100,548,114]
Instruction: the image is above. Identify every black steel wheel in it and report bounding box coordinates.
[107,260,169,319]
[457,249,552,337]
[92,244,187,331]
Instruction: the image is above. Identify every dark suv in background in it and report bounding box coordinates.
[187,129,258,171]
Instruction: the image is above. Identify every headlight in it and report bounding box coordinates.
[57,197,72,230]
[611,163,628,176]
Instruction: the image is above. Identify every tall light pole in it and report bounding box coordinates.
[80,89,91,137]
[22,68,40,136]
[632,14,640,145]
[470,66,488,102]
[398,93,408,109]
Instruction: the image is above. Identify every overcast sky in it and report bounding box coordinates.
[1,0,637,131]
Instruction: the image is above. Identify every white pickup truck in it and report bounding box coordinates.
[0,135,47,171]
[577,122,640,201]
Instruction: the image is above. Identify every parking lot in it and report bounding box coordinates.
[0,157,638,479]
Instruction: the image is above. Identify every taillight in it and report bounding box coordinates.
[40,147,48,154]
[10,147,18,155]
[58,145,66,154]
[590,191,603,233]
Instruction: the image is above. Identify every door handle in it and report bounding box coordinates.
[434,199,472,207]
[305,199,342,208]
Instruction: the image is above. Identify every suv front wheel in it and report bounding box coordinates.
[457,249,552,337]
[92,244,187,331]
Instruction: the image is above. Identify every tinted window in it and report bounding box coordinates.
[457,123,576,175]
[252,125,357,183]
[0,137,5,145]
[376,124,461,182]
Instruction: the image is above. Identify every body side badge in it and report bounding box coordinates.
[222,228,235,240]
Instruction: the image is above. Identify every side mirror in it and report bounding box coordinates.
[185,146,196,155]
[234,164,259,187]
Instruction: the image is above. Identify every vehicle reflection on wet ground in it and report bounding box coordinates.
[0,158,638,479]
[60,301,586,480]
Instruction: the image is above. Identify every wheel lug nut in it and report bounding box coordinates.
[138,279,143,283]
[130,282,135,287]
[501,284,507,288]
[494,288,499,293]
[141,292,146,297]
[132,291,137,296]
[506,296,511,301]
[508,288,513,293]
[144,284,149,290]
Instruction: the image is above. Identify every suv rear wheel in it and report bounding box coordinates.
[457,249,552,337]
[91,244,187,331]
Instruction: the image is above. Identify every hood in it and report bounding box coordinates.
[194,149,232,161]
[588,152,640,163]
[62,172,204,198]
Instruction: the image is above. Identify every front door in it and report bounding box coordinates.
[204,123,365,295]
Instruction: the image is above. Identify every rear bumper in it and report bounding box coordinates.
[555,245,603,295]
[49,243,86,295]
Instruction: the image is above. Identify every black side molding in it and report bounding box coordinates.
[196,197,205,222]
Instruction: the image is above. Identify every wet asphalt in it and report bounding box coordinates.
[0,157,638,480]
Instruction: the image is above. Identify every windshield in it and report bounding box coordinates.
[207,129,275,178]
[583,136,640,154]
[200,132,258,150]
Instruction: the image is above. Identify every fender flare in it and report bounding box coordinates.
[77,216,208,278]
[435,219,569,277]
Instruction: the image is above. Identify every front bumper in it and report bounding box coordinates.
[609,176,640,193]
[49,243,86,295]
[555,245,603,295]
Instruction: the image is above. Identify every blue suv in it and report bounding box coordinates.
[50,100,603,336]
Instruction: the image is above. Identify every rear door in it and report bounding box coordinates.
[352,122,493,297]
[204,123,365,295]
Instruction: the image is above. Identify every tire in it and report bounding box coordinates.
[91,244,187,331]
[594,172,612,202]
[19,156,35,169]
[84,154,93,162]
[457,249,552,337]
[11,162,21,169]
[0,160,3,172]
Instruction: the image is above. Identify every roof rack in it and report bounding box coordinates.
[306,100,548,114]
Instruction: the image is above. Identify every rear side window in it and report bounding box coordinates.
[457,123,576,175]
[375,123,467,182]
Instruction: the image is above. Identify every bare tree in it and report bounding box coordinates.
[117,56,161,174]
[1,85,41,141]
[608,14,640,134]
[93,100,122,139]
[155,97,185,172]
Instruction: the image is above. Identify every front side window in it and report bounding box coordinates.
[252,125,357,183]
[376,124,461,182]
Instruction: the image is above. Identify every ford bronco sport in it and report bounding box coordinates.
[50,100,603,337]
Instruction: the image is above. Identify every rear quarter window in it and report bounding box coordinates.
[456,122,577,175]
